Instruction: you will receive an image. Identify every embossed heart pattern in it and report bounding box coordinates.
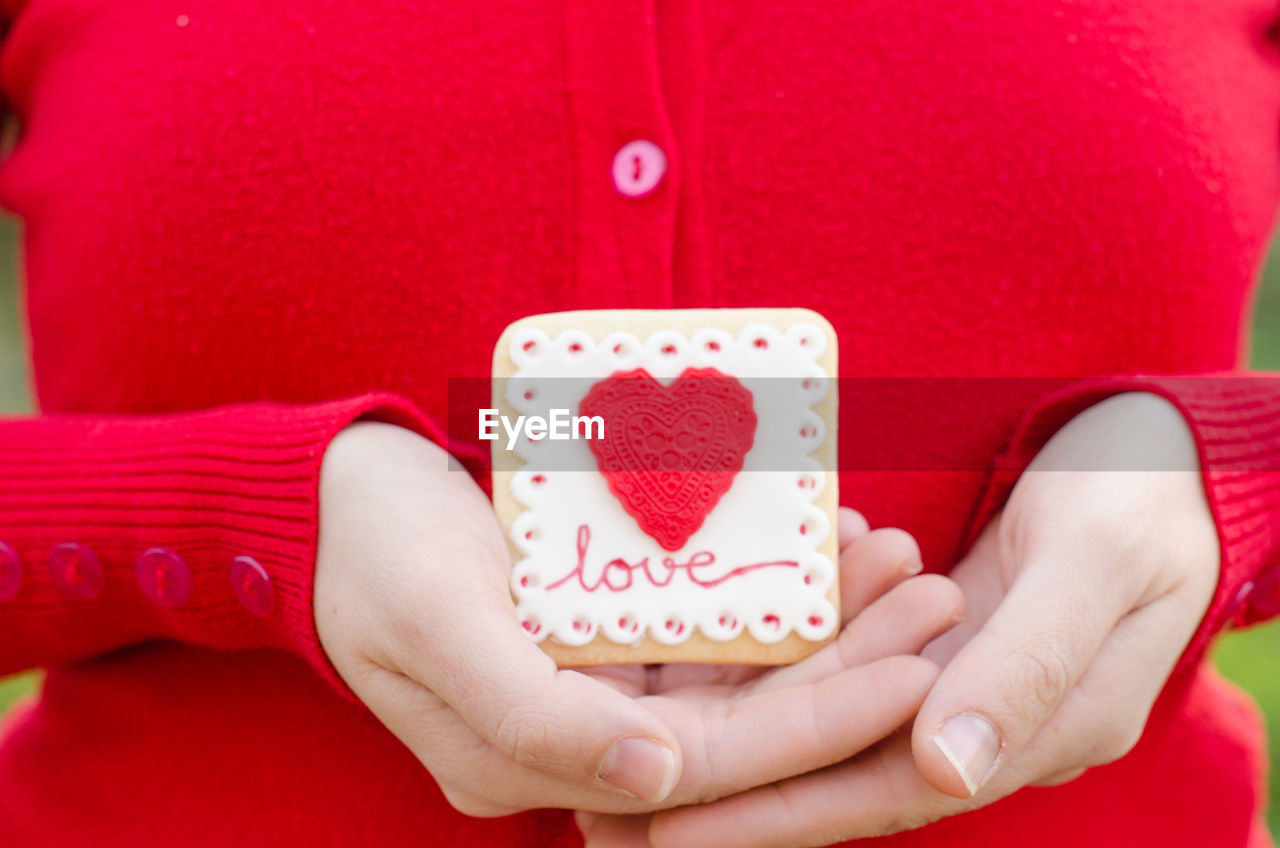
[578,367,757,551]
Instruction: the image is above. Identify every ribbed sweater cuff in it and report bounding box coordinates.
[964,376,1280,672]
[0,392,445,696]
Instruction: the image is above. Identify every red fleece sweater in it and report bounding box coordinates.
[0,1,1278,845]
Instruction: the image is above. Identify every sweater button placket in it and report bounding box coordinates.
[567,0,680,306]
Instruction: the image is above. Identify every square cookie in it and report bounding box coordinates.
[489,308,839,666]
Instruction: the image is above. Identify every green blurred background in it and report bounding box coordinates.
[0,216,1276,836]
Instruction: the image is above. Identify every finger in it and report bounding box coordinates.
[750,574,964,694]
[420,654,926,818]
[575,810,600,836]
[647,655,939,804]
[651,733,963,848]
[837,507,871,550]
[651,524,930,698]
[909,544,1132,799]
[405,675,674,816]
[646,662,767,694]
[390,564,682,803]
[579,812,653,848]
[583,664,652,698]
[839,527,925,623]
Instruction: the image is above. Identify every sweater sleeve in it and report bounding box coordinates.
[0,392,446,694]
[964,373,1280,672]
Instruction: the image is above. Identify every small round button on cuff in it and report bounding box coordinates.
[612,139,667,198]
[0,542,22,601]
[50,542,104,600]
[230,556,274,617]
[135,548,192,607]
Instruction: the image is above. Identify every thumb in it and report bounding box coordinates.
[910,531,1129,798]
[395,571,681,803]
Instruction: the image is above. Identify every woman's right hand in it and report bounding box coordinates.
[315,422,962,819]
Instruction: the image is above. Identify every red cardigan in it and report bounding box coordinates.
[0,1,1278,845]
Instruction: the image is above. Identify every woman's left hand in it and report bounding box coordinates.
[584,392,1221,848]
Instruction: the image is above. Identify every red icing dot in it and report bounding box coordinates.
[808,616,824,627]
[800,337,809,346]
[572,620,583,631]
[524,530,534,540]
[799,523,808,535]
[753,338,768,349]
[523,390,534,401]
[763,614,780,628]
[531,474,546,485]
[706,340,721,351]
[803,573,812,584]
[661,344,677,355]
[618,617,628,629]
[519,576,529,587]
[613,343,624,354]
[665,619,677,630]
[522,340,537,352]
[569,342,583,353]
[802,380,812,390]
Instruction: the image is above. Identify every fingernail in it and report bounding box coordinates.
[597,738,677,802]
[931,713,1001,796]
[899,558,924,576]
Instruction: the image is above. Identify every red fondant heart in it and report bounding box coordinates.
[578,367,757,551]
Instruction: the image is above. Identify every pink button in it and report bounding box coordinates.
[50,542,104,600]
[230,556,274,617]
[135,548,192,607]
[611,139,666,198]
[0,542,22,601]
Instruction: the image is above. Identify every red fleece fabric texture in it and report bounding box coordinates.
[0,0,1278,845]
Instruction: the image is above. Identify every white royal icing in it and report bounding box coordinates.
[506,321,837,647]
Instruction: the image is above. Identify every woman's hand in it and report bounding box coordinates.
[315,422,684,814]
[315,423,964,820]
[613,392,1220,847]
